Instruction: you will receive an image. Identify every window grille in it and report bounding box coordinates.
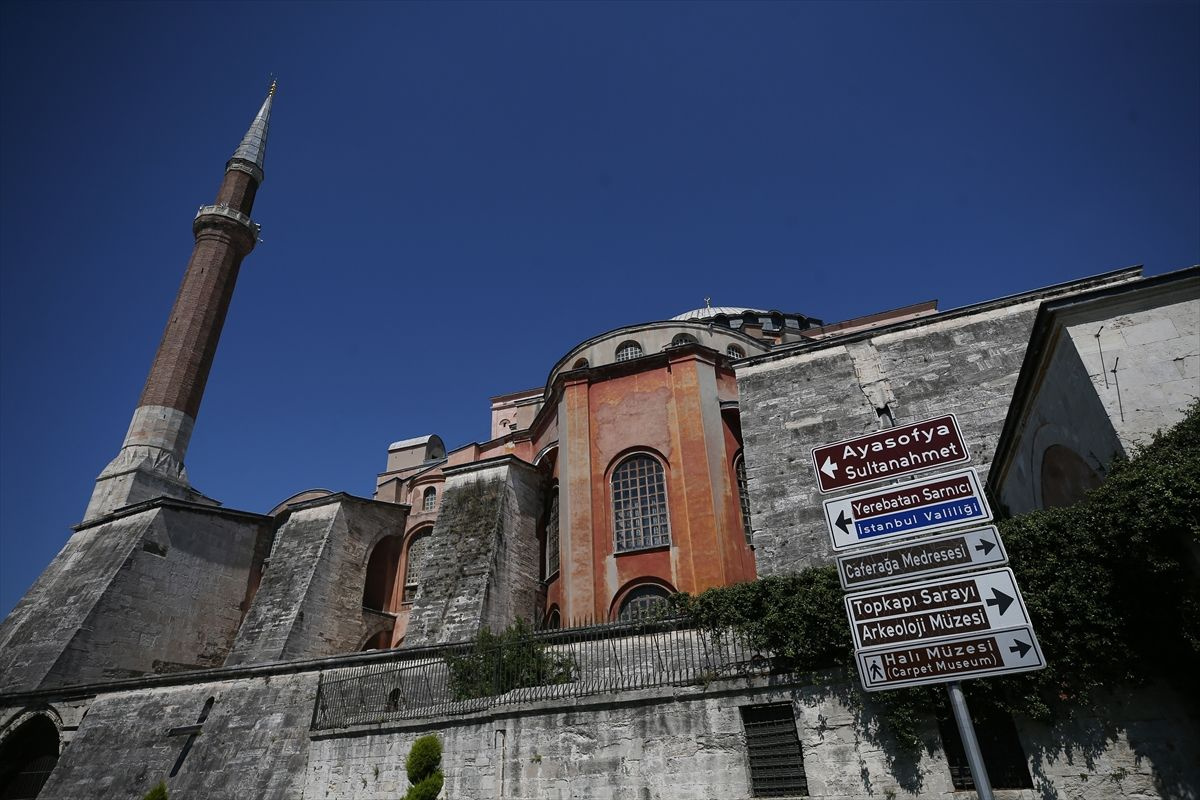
[937,706,1032,790]
[545,491,560,578]
[612,454,670,552]
[421,487,436,512]
[402,529,432,603]
[671,333,697,346]
[740,703,809,797]
[735,455,753,544]
[727,344,745,358]
[616,585,670,621]
[615,341,643,362]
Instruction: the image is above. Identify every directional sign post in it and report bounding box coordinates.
[836,525,1008,591]
[811,413,969,494]
[824,467,992,551]
[843,567,1032,650]
[855,626,1045,691]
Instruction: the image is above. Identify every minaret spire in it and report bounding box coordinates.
[85,84,277,520]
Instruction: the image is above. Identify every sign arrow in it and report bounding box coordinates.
[1009,639,1032,658]
[820,457,838,479]
[975,538,996,556]
[836,510,852,535]
[986,588,1014,616]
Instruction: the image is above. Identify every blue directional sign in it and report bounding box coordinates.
[823,467,992,551]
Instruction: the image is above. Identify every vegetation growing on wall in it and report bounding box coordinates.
[672,402,1200,751]
[446,618,576,700]
[403,734,443,800]
[141,782,169,800]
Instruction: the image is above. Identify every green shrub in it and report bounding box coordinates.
[403,734,444,800]
[405,734,442,784]
[446,619,575,700]
[142,782,169,800]
[404,771,444,800]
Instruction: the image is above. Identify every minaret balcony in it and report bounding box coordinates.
[194,203,261,243]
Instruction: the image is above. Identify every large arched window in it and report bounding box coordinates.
[0,714,59,799]
[612,454,670,552]
[421,487,437,512]
[402,528,433,603]
[735,454,753,544]
[615,341,643,362]
[617,584,671,622]
[544,490,560,579]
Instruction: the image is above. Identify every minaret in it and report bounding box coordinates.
[85,83,276,521]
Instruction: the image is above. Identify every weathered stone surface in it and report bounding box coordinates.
[404,458,543,646]
[226,494,409,665]
[736,272,1138,574]
[0,500,267,692]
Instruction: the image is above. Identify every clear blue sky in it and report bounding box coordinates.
[1,1,1197,615]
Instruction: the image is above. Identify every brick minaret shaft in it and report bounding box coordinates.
[85,85,276,521]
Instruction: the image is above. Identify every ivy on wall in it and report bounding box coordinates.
[671,402,1200,751]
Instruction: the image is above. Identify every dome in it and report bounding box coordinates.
[672,305,766,322]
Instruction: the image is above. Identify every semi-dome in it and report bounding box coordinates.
[672,305,766,321]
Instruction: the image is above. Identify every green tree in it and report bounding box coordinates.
[446,619,575,700]
[141,781,168,800]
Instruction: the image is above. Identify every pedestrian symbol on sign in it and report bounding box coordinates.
[867,657,884,681]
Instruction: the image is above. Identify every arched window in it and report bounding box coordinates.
[0,714,59,799]
[615,341,643,362]
[671,333,698,347]
[735,454,753,544]
[617,584,671,622]
[726,344,745,358]
[572,357,589,369]
[403,529,433,603]
[422,487,437,512]
[543,607,561,630]
[544,490,560,579]
[612,454,670,552]
[1040,445,1103,509]
[363,534,403,612]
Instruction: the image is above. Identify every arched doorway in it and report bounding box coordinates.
[363,534,404,613]
[0,714,60,800]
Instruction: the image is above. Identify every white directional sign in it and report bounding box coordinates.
[836,526,1008,591]
[843,567,1032,650]
[856,626,1046,691]
[823,467,992,552]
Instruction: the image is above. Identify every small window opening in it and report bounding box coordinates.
[727,344,745,358]
[671,333,698,347]
[422,487,437,512]
[740,703,808,797]
[543,607,561,630]
[615,341,643,362]
[936,705,1032,790]
[572,357,589,369]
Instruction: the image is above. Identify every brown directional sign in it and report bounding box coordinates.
[843,568,1032,650]
[810,414,970,494]
[836,526,1008,591]
[856,626,1046,691]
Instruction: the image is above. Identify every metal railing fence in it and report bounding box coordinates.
[312,616,770,730]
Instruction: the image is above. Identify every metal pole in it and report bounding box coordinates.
[946,681,994,800]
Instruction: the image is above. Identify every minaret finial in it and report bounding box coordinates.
[268,75,277,96]
[705,296,712,309]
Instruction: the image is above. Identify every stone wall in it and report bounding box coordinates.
[735,271,1139,574]
[0,500,268,692]
[226,494,409,665]
[2,652,1196,799]
[403,457,543,646]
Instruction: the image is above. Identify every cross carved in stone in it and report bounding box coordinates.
[166,696,214,777]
